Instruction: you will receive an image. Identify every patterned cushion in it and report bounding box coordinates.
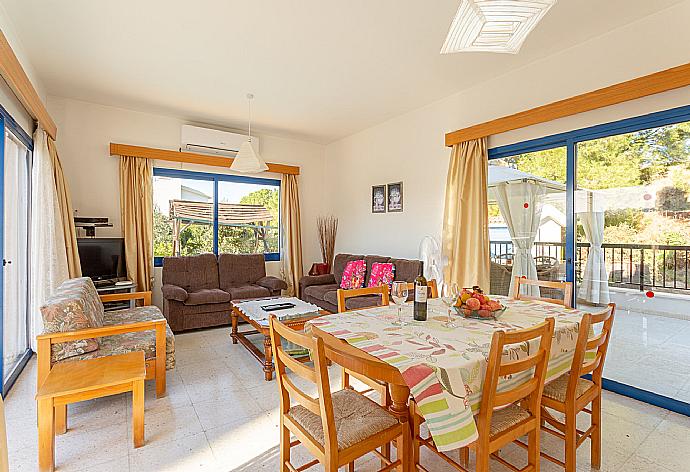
[367,262,395,288]
[40,277,105,362]
[340,260,366,290]
[65,306,176,370]
[287,388,398,450]
[542,374,594,403]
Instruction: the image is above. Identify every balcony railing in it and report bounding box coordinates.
[490,241,690,293]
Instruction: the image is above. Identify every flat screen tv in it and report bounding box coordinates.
[77,238,127,281]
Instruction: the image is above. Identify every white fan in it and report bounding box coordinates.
[419,236,444,285]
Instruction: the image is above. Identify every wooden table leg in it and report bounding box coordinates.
[231,310,239,344]
[389,383,412,472]
[132,379,145,448]
[54,404,67,435]
[263,334,274,381]
[38,398,55,472]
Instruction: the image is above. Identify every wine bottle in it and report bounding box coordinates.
[413,274,428,321]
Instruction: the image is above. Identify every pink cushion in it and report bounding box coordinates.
[367,262,395,288]
[340,260,366,290]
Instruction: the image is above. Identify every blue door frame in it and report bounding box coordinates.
[488,104,690,417]
[0,106,34,397]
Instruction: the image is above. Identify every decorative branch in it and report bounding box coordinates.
[317,215,338,269]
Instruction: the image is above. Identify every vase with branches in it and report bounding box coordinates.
[317,215,338,271]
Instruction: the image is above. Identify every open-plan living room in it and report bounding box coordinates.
[2,1,690,471]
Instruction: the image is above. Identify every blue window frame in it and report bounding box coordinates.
[488,103,690,416]
[152,167,281,267]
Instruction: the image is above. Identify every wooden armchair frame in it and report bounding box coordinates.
[512,277,573,308]
[336,285,389,314]
[36,291,166,435]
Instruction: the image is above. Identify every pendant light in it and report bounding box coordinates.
[231,93,268,173]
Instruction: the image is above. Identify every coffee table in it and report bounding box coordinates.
[230,297,329,381]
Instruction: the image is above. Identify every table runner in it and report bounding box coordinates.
[308,296,587,452]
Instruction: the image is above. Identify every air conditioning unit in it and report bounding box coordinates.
[180,125,259,157]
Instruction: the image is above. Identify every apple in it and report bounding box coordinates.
[465,298,481,310]
[478,309,491,318]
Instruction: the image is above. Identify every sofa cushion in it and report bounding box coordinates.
[228,284,271,300]
[340,260,366,290]
[367,262,395,288]
[333,254,365,285]
[218,253,267,290]
[364,255,390,282]
[162,254,219,292]
[73,305,176,370]
[345,295,385,311]
[303,283,339,302]
[184,289,232,306]
[41,277,105,362]
[322,290,339,307]
[389,258,423,282]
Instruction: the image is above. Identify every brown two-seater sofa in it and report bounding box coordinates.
[299,253,423,313]
[161,253,287,332]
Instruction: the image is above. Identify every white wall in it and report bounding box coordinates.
[47,96,326,307]
[324,0,690,260]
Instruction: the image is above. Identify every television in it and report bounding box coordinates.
[77,238,127,282]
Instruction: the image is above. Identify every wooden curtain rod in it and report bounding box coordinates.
[445,62,690,147]
[0,29,57,139]
[109,143,301,175]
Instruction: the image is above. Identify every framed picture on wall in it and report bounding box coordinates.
[372,185,386,213]
[387,182,403,212]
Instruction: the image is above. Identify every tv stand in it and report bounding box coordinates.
[95,280,136,311]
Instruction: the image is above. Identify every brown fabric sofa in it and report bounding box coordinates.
[162,253,287,332]
[299,254,423,313]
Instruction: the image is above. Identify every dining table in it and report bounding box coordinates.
[307,295,589,472]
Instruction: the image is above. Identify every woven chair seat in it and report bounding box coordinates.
[490,404,531,436]
[287,388,398,451]
[543,374,594,403]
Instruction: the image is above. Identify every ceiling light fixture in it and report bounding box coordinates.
[441,0,557,54]
[231,93,268,173]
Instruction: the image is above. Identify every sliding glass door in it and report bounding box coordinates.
[1,118,32,395]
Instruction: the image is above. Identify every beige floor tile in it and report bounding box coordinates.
[193,393,266,431]
[129,431,216,472]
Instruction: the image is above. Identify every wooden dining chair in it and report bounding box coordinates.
[403,279,439,299]
[512,277,573,308]
[528,303,615,472]
[269,316,403,472]
[411,318,555,472]
[337,285,390,313]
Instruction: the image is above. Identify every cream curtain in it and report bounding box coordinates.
[29,129,71,351]
[0,395,7,472]
[119,156,153,291]
[578,211,610,304]
[46,137,81,278]
[280,174,303,296]
[442,138,490,289]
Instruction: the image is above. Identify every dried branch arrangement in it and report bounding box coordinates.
[317,215,338,269]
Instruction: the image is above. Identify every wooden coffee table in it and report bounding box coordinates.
[230,298,329,381]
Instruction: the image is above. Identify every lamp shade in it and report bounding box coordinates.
[231,140,268,173]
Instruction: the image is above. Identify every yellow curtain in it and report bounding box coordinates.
[442,138,490,289]
[119,156,153,291]
[280,174,303,296]
[46,138,81,278]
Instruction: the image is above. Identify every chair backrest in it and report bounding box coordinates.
[269,317,338,453]
[567,303,615,393]
[478,318,555,436]
[512,277,573,308]
[336,285,390,313]
[403,279,439,299]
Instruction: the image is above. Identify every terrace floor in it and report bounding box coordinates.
[5,327,690,471]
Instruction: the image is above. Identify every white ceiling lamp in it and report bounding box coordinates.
[231,93,268,173]
[441,0,557,54]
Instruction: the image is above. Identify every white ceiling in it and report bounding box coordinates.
[1,0,684,143]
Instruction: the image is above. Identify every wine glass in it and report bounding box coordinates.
[441,282,459,328]
[391,281,409,326]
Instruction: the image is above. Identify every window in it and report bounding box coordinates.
[153,168,280,266]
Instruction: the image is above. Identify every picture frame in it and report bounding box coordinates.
[372,185,386,213]
[387,182,403,212]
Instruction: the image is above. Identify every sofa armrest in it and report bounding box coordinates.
[100,291,153,306]
[299,274,336,289]
[256,276,288,292]
[161,284,188,302]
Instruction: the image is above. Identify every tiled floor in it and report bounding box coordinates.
[5,326,690,471]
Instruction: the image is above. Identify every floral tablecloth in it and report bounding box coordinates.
[307,296,587,452]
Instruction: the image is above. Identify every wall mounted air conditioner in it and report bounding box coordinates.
[180,125,259,157]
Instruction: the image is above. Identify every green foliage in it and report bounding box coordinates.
[656,186,690,211]
[153,204,173,257]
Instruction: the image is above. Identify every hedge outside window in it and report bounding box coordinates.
[153,167,280,266]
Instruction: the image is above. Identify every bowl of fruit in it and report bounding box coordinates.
[454,286,505,320]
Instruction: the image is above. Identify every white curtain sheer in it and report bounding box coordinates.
[578,211,610,304]
[3,133,29,371]
[493,181,545,297]
[29,129,69,351]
